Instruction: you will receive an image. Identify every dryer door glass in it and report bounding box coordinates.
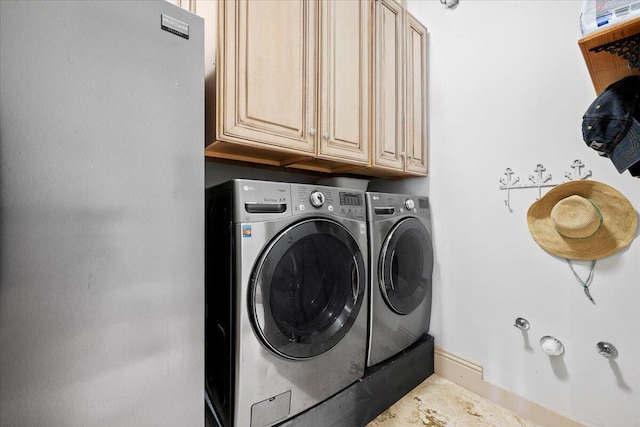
[250,218,366,360]
[379,217,433,315]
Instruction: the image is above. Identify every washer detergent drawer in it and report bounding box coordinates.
[250,390,292,427]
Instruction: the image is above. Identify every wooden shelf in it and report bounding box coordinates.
[578,17,640,95]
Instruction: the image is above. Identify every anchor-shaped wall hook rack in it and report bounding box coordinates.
[499,168,520,212]
[498,160,593,211]
[565,159,592,181]
[528,164,553,199]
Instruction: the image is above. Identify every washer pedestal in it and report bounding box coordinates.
[279,334,434,427]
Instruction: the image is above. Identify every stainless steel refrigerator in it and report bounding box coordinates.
[0,2,204,426]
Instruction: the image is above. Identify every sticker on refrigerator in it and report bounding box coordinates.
[242,225,252,238]
[161,14,189,39]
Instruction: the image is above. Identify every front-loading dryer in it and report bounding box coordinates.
[366,192,434,368]
[206,179,368,427]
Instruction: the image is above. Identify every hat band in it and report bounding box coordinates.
[554,198,603,239]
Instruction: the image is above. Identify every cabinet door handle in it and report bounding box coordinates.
[323,132,330,140]
[309,128,316,136]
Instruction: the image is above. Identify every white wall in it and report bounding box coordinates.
[405,1,640,426]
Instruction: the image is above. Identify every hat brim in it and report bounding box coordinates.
[611,116,640,173]
[527,181,637,260]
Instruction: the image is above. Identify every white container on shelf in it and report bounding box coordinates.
[580,0,640,36]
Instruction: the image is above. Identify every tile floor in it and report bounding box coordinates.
[366,375,541,427]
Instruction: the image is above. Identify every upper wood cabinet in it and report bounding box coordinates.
[404,12,428,176]
[309,0,371,168]
[206,0,370,172]
[203,0,429,178]
[362,0,428,178]
[370,0,404,173]
[206,0,316,167]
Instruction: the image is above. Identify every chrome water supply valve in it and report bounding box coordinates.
[440,0,459,9]
[513,317,530,330]
[596,342,618,359]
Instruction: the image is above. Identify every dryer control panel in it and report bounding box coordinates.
[366,192,431,222]
[291,183,366,221]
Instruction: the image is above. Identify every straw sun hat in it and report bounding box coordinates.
[527,180,637,261]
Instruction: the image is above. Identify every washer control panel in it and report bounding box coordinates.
[230,179,291,223]
[291,183,365,220]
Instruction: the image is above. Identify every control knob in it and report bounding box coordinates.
[309,191,325,208]
[405,198,415,210]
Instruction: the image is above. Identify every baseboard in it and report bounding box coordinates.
[434,347,588,427]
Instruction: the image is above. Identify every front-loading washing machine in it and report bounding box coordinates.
[205,179,368,427]
[366,192,434,368]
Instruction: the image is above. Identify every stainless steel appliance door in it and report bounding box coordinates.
[0,2,203,426]
[250,218,366,359]
[379,217,434,314]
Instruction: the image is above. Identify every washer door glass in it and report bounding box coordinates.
[251,218,365,360]
[379,217,433,315]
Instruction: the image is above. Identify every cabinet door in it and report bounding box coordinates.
[218,0,316,154]
[318,0,370,164]
[404,12,428,175]
[372,0,404,171]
